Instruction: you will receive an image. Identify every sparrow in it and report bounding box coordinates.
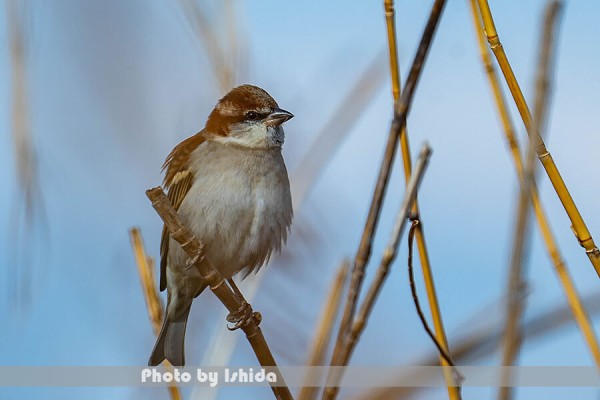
[148,84,294,366]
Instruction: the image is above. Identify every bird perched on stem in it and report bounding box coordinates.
[149,85,294,366]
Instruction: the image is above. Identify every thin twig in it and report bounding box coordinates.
[146,187,293,400]
[324,144,432,400]
[330,1,448,379]
[407,220,463,395]
[129,228,181,400]
[498,3,563,399]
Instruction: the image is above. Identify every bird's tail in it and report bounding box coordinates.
[148,302,192,367]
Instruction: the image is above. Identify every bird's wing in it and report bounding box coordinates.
[159,132,207,291]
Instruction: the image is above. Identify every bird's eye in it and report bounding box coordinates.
[246,111,259,120]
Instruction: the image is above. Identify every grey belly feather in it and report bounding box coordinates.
[167,141,293,299]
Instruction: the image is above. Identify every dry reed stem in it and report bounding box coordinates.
[351,290,600,400]
[146,187,293,400]
[291,51,387,208]
[298,259,350,400]
[499,3,563,399]
[324,144,433,400]
[383,1,459,398]
[476,0,600,278]
[467,0,600,370]
[129,228,181,400]
[384,0,401,102]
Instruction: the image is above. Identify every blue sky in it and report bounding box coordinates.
[1,1,600,399]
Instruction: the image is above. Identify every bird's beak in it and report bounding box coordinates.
[265,108,294,126]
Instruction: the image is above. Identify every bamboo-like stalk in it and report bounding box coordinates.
[351,290,600,400]
[146,187,293,400]
[129,228,181,400]
[299,260,350,400]
[475,0,600,278]
[384,0,401,102]
[324,144,433,400]
[383,1,460,398]
[499,4,563,399]
[467,0,600,370]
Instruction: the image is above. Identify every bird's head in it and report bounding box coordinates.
[206,84,294,149]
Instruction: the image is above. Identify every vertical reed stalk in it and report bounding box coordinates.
[468,0,600,369]
[475,0,600,278]
[498,3,563,399]
[384,1,459,398]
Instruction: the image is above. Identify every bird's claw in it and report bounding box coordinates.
[226,301,260,331]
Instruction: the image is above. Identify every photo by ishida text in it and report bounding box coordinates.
[141,367,278,387]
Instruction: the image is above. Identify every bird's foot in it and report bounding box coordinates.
[226,300,261,331]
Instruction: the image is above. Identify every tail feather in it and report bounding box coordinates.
[148,303,192,366]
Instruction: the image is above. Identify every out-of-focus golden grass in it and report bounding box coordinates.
[7,0,44,309]
[299,259,349,400]
[7,0,37,215]
[179,0,242,94]
[130,228,163,335]
[129,228,182,400]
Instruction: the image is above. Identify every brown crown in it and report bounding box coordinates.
[205,84,279,136]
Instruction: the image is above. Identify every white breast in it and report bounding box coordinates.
[169,141,293,279]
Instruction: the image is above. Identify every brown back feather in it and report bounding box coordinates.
[159,132,206,291]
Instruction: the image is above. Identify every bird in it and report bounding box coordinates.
[148,84,294,366]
